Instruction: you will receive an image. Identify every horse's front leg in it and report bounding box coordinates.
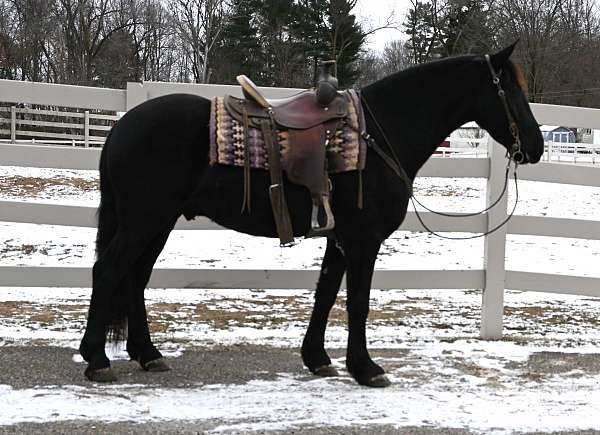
[344,238,390,387]
[301,238,346,376]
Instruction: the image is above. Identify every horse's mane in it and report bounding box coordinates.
[364,55,473,92]
[509,61,528,91]
[365,54,528,93]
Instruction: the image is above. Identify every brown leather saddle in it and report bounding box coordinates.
[224,61,350,245]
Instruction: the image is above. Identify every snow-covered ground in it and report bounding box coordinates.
[2,163,600,433]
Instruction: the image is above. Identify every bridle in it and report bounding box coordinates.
[359,53,527,240]
[484,54,525,164]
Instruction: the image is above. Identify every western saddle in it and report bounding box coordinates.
[224,61,351,245]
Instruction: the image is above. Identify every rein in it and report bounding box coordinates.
[357,97,414,197]
[412,158,520,240]
[359,54,524,240]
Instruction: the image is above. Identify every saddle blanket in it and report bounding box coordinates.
[209,90,367,173]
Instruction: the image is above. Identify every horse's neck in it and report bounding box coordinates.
[362,63,476,178]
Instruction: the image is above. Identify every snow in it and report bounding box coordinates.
[2,369,600,434]
[2,164,600,432]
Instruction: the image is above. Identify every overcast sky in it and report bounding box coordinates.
[354,0,412,50]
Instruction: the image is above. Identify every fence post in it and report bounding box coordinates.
[10,106,16,143]
[84,110,90,147]
[126,82,148,111]
[480,138,509,339]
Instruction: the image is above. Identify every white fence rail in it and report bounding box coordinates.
[1,79,600,339]
[0,104,119,147]
[545,141,600,163]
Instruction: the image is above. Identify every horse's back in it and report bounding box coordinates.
[109,93,211,158]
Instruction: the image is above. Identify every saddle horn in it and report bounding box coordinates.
[316,60,339,107]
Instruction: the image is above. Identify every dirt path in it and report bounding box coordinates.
[2,345,600,434]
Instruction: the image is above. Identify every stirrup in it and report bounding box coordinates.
[308,196,335,237]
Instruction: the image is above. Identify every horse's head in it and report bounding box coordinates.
[473,43,544,164]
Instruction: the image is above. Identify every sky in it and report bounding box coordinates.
[354,0,412,50]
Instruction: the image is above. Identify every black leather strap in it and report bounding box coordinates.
[261,117,294,245]
[241,104,251,213]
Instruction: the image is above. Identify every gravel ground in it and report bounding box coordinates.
[0,420,475,434]
[2,345,600,434]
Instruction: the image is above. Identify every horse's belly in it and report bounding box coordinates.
[184,165,313,238]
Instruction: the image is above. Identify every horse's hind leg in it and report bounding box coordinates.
[301,238,346,376]
[126,219,177,372]
[80,230,151,381]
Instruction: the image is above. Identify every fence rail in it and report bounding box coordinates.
[1,79,600,340]
[0,102,118,147]
[545,141,600,163]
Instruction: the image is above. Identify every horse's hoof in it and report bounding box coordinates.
[362,374,391,388]
[84,367,117,382]
[312,365,339,377]
[141,357,171,372]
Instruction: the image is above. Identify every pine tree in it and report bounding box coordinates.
[442,0,493,56]
[213,0,365,87]
[326,0,364,86]
[403,0,444,64]
[255,0,306,86]
[294,0,365,87]
[211,0,264,84]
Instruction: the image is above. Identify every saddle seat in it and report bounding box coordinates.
[233,75,348,130]
[224,67,352,244]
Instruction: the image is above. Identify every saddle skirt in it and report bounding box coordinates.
[209,89,367,174]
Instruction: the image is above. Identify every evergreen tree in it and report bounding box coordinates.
[255,0,307,86]
[442,0,493,56]
[208,0,366,87]
[94,28,138,88]
[403,0,444,64]
[326,0,364,86]
[212,0,263,84]
[294,0,365,87]
[291,0,329,86]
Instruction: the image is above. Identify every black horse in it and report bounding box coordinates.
[79,43,544,387]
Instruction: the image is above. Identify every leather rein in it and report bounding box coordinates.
[359,54,525,240]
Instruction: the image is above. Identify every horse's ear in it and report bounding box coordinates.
[491,40,519,69]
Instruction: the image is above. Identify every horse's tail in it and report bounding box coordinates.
[96,131,117,258]
[95,130,127,343]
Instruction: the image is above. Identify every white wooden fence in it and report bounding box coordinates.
[0,105,118,147]
[2,78,600,340]
[545,141,600,163]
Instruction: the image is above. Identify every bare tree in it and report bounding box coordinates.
[355,40,412,86]
[494,0,600,106]
[495,0,563,101]
[53,0,143,85]
[136,0,178,81]
[170,0,228,83]
[381,39,412,74]
[4,0,59,81]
